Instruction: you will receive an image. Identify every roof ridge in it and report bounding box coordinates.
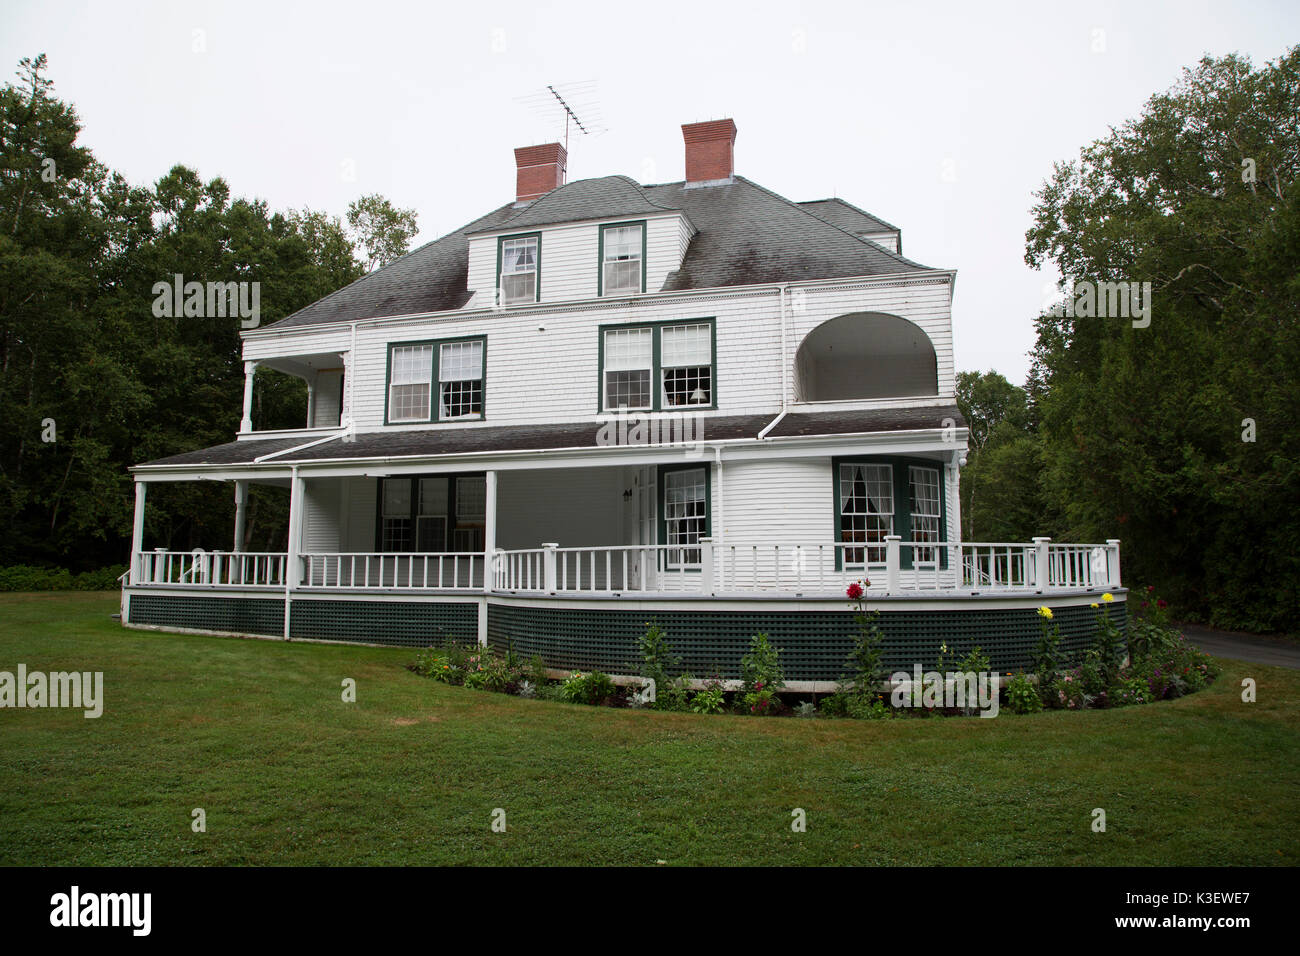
[733,176,935,271]
[488,173,680,232]
[261,202,516,330]
[798,196,901,233]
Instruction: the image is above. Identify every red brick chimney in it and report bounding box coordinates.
[514,143,567,202]
[682,119,737,184]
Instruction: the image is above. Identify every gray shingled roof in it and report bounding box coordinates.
[136,406,964,468]
[797,198,900,236]
[466,175,679,234]
[264,175,939,331]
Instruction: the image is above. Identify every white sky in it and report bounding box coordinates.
[3,0,1296,384]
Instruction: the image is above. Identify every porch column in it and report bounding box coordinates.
[240,361,258,433]
[884,535,901,594]
[286,470,305,589]
[232,480,249,553]
[483,470,497,594]
[1032,536,1052,592]
[305,379,316,429]
[1105,539,1122,589]
[698,536,715,594]
[130,481,147,584]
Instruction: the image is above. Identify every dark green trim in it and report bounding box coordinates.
[656,461,712,569]
[596,317,718,413]
[383,335,487,426]
[831,455,947,572]
[597,220,648,297]
[496,231,542,305]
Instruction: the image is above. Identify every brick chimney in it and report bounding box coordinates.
[514,143,567,202]
[682,118,737,184]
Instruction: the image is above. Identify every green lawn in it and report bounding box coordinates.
[1,592,1297,866]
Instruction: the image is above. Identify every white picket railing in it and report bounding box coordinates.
[300,552,483,590]
[129,538,1121,598]
[133,549,287,588]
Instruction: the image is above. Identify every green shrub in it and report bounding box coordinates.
[559,671,616,706]
[690,681,727,715]
[845,693,893,719]
[1107,675,1151,707]
[740,632,785,693]
[0,564,128,592]
[818,692,850,718]
[1005,673,1043,714]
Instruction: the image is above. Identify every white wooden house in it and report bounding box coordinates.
[123,119,1125,685]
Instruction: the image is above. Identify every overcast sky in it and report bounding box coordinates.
[3,0,1296,383]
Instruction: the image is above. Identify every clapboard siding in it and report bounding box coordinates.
[303,478,342,552]
[718,457,835,544]
[332,278,955,429]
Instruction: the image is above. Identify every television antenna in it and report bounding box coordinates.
[514,81,607,153]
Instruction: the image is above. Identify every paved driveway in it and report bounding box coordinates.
[1181,624,1300,670]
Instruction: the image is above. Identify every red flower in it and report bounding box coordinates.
[1147,585,1155,593]
[846,582,864,601]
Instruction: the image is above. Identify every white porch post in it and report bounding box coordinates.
[130,481,147,585]
[542,543,558,593]
[885,535,901,594]
[286,470,305,589]
[305,379,316,429]
[232,480,249,553]
[698,536,714,594]
[483,470,497,593]
[1106,539,1122,589]
[1033,536,1052,592]
[239,361,257,433]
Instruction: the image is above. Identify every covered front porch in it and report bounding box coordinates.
[122,466,1125,684]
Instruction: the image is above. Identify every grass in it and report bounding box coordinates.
[1,592,1297,866]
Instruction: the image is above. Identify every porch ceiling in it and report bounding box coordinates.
[132,405,964,470]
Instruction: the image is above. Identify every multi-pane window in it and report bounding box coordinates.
[660,323,712,407]
[601,223,643,294]
[663,468,707,566]
[439,341,483,419]
[379,474,486,553]
[909,466,941,564]
[387,338,485,423]
[839,463,894,566]
[499,235,539,304]
[381,479,413,551]
[453,477,486,552]
[388,345,432,422]
[416,477,448,552]
[600,321,714,412]
[603,327,653,410]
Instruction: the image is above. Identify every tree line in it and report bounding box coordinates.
[0,54,418,572]
[958,49,1298,634]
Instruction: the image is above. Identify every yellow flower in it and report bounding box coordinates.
[1037,606,1053,620]
[1090,603,1099,609]
[1102,592,1114,603]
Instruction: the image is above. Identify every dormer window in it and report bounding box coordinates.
[498,234,540,305]
[600,222,645,295]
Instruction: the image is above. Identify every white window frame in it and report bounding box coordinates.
[601,223,643,295]
[388,345,433,423]
[662,467,708,569]
[909,465,942,565]
[499,235,539,305]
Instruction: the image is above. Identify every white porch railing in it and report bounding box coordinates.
[492,536,1122,597]
[133,549,287,588]
[300,552,484,590]
[128,537,1121,598]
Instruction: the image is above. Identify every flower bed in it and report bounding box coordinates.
[407,585,1219,718]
